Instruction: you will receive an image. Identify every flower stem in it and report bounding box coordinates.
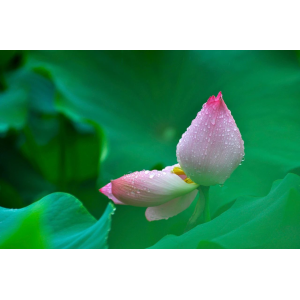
[184,191,203,232]
[184,185,210,232]
[201,186,210,222]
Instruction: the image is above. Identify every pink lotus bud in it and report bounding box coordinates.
[176,92,244,186]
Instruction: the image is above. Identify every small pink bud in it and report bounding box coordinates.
[176,92,244,186]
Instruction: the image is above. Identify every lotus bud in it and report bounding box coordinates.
[176,92,244,186]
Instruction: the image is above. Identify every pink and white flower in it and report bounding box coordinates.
[177,92,244,186]
[100,92,244,221]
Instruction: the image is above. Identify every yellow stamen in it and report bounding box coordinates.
[184,178,195,184]
[172,166,195,184]
[172,166,186,176]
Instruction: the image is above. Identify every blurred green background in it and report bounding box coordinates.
[0,50,300,248]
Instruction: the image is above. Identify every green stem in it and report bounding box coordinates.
[201,186,210,222]
[184,191,202,232]
[184,185,210,232]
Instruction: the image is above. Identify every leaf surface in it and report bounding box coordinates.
[0,192,114,249]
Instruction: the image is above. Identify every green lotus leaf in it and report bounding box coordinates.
[0,200,48,249]
[0,192,114,249]
[150,173,300,249]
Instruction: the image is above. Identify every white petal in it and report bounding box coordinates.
[145,189,198,221]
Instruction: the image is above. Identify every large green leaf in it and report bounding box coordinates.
[25,51,300,248]
[0,200,48,249]
[150,173,300,249]
[0,192,114,249]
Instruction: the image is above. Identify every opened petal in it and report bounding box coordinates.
[111,168,198,207]
[145,189,198,221]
